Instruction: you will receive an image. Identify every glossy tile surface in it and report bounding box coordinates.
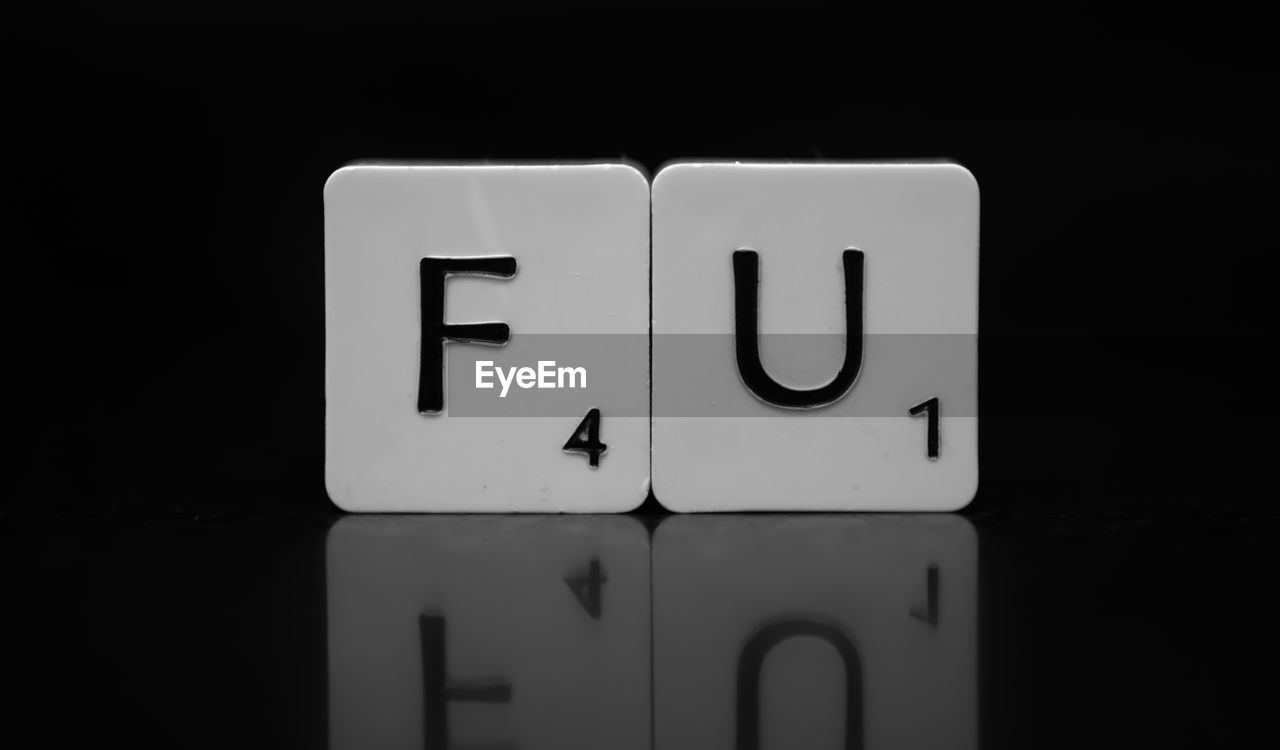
[652,163,979,511]
[325,164,650,512]
[8,510,1276,749]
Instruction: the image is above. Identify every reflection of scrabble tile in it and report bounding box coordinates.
[654,515,977,749]
[652,163,979,511]
[325,164,650,512]
[328,516,650,750]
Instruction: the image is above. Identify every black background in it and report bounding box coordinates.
[7,6,1278,748]
[12,6,1276,520]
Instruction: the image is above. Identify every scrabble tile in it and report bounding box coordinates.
[327,516,651,750]
[654,515,977,750]
[325,163,650,512]
[652,162,979,511]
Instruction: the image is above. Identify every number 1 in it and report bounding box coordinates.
[909,397,940,460]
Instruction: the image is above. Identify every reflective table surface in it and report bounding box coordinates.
[7,509,1276,748]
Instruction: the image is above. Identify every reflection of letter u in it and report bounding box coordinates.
[736,619,864,750]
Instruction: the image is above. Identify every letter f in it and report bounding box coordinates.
[419,256,516,414]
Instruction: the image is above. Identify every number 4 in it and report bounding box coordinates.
[564,408,607,468]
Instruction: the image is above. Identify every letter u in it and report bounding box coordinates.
[732,248,865,408]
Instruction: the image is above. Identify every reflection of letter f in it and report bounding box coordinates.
[420,612,513,749]
[419,256,517,414]
[732,249,864,408]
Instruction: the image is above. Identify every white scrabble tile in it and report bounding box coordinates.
[652,162,979,511]
[328,516,651,750]
[325,163,650,512]
[654,515,977,750]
